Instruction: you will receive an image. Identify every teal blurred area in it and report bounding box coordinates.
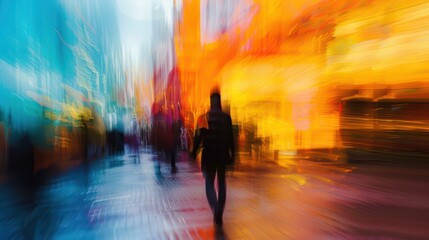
[0,0,143,174]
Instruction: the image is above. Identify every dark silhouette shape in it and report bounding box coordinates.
[192,90,235,225]
[168,107,182,173]
[150,102,181,173]
[8,132,35,175]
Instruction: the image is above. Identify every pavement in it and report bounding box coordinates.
[0,147,428,239]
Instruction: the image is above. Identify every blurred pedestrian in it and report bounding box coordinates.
[164,107,179,173]
[192,89,235,225]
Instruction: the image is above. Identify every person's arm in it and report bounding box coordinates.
[192,114,208,159]
[192,127,202,159]
[227,115,235,163]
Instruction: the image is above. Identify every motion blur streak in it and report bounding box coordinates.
[1,0,428,169]
[0,0,170,171]
[176,0,429,158]
[1,0,429,239]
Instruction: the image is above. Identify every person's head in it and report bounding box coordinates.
[210,89,221,110]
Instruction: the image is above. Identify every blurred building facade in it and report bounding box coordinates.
[174,0,429,156]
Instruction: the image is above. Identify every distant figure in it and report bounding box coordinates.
[163,107,178,173]
[128,118,140,154]
[107,130,116,155]
[180,126,188,151]
[151,102,181,173]
[192,90,235,225]
[168,109,181,173]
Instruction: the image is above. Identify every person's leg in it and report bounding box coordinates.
[204,168,217,213]
[215,165,226,224]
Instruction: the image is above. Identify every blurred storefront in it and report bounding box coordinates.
[173,0,429,159]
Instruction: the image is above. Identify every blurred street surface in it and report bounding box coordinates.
[1,147,428,240]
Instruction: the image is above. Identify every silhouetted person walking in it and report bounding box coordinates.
[192,90,235,225]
